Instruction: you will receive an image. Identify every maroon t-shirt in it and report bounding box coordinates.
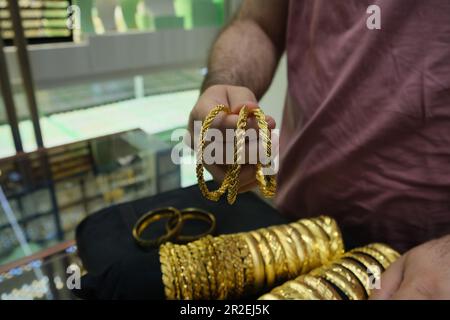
[276,0,450,252]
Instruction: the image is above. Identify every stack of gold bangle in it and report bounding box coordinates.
[159,215,344,300]
[259,243,400,300]
[196,104,277,205]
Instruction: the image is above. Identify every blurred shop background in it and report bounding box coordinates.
[0,0,286,299]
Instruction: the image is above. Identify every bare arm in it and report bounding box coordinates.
[201,0,289,98]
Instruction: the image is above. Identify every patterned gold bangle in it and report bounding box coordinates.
[282,224,309,274]
[327,263,366,300]
[211,236,231,299]
[300,219,331,265]
[252,108,277,198]
[235,234,254,294]
[177,244,198,300]
[270,226,301,278]
[251,230,276,288]
[201,236,218,298]
[291,221,320,270]
[339,257,371,298]
[282,280,321,300]
[242,233,265,293]
[159,243,176,300]
[226,106,249,204]
[167,243,182,300]
[225,235,245,298]
[172,244,194,300]
[366,243,400,264]
[187,240,211,299]
[300,274,342,300]
[196,104,233,202]
[346,251,385,275]
[352,247,391,270]
[314,216,345,259]
[318,269,361,300]
[258,292,284,300]
[259,229,289,283]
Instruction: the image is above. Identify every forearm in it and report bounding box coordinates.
[201,1,288,99]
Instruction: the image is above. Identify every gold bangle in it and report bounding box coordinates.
[196,104,233,201]
[202,236,218,298]
[339,257,371,298]
[270,226,302,278]
[251,230,276,288]
[172,244,194,300]
[300,274,342,300]
[259,229,289,283]
[281,225,308,274]
[258,292,284,300]
[290,221,319,270]
[300,219,331,265]
[167,243,182,300]
[345,251,385,276]
[352,247,391,270]
[281,280,321,300]
[179,243,201,299]
[366,243,400,264]
[314,216,345,259]
[226,106,249,204]
[187,240,211,299]
[132,207,183,248]
[252,108,277,198]
[242,233,265,293]
[318,269,361,300]
[212,236,231,299]
[159,243,177,300]
[327,263,366,300]
[166,208,216,243]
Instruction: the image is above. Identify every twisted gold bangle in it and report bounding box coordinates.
[196,104,233,201]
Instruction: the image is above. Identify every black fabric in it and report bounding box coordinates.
[73,182,290,300]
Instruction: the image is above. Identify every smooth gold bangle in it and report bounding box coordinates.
[196,104,233,201]
[166,208,216,243]
[132,207,183,248]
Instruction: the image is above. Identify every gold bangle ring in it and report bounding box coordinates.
[132,207,183,248]
[166,208,216,243]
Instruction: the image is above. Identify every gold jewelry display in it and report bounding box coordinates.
[196,104,277,204]
[132,207,183,248]
[166,208,216,243]
[259,244,400,300]
[159,216,344,300]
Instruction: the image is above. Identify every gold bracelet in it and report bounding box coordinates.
[259,229,289,283]
[242,232,265,293]
[290,221,319,270]
[300,274,342,300]
[252,108,277,198]
[172,244,194,300]
[132,207,183,248]
[159,243,177,300]
[166,208,216,243]
[258,292,284,300]
[282,280,321,300]
[318,269,361,300]
[202,236,218,298]
[270,226,301,278]
[300,219,331,265]
[339,257,371,298]
[327,263,366,300]
[282,224,308,274]
[366,243,400,264]
[226,106,249,204]
[352,247,391,270]
[196,104,233,201]
[187,240,211,299]
[212,236,233,299]
[251,230,276,288]
[314,216,345,258]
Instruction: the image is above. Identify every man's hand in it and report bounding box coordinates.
[187,85,277,193]
[370,235,450,299]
